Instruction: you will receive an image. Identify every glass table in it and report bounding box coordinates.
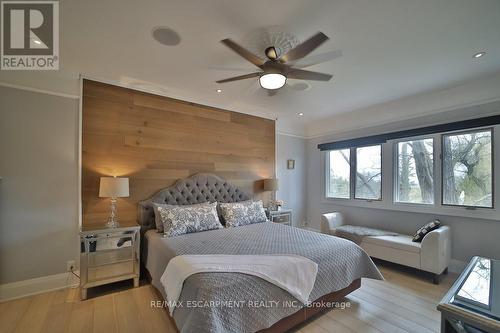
[438,256,500,333]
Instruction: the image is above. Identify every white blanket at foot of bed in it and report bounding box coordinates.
[160,254,318,315]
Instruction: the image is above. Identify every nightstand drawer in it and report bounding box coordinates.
[272,215,290,223]
[87,247,133,267]
[81,233,134,252]
[87,260,134,282]
[267,209,292,226]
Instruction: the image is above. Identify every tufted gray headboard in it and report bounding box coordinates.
[137,173,250,230]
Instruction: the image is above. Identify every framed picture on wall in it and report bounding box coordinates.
[287,159,295,169]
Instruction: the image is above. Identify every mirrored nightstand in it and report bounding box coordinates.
[79,224,140,300]
[266,209,292,226]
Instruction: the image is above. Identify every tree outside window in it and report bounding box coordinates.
[442,130,493,208]
[396,138,434,204]
[327,149,350,198]
[355,145,382,200]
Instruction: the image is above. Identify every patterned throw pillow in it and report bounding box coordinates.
[412,219,441,242]
[153,202,210,232]
[219,200,268,227]
[157,202,223,237]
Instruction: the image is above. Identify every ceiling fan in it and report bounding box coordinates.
[216,32,333,91]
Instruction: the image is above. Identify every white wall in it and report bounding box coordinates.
[276,134,307,227]
[305,103,500,263]
[0,86,79,284]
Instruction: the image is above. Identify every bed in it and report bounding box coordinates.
[138,173,382,333]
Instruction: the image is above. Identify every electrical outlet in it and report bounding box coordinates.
[66,260,75,272]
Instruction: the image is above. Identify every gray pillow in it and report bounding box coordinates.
[219,200,268,228]
[153,202,209,232]
[156,202,223,237]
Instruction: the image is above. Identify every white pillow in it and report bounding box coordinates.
[219,200,268,227]
[153,202,209,232]
[157,202,223,237]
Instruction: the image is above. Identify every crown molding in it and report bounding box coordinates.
[0,82,79,99]
[276,130,307,139]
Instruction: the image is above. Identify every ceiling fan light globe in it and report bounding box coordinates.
[259,73,287,90]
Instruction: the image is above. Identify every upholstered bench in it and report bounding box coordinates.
[321,212,451,284]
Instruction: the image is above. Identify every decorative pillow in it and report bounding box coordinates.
[412,219,441,242]
[217,199,252,225]
[153,202,209,232]
[219,200,268,227]
[157,202,222,237]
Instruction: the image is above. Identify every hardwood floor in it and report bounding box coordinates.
[0,264,455,333]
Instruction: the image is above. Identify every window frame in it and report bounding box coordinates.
[325,148,352,200]
[440,127,495,210]
[393,136,436,206]
[322,125,499,221]
[354,144,383,201]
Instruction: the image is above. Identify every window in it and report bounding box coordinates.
[355,145,382,200]
[396,138,434,204]
[442,129,493,208]
[327,149,350,198]
[324,126,497,219]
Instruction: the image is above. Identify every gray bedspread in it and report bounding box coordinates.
[144,222,382,333]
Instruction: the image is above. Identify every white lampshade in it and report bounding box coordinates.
[264,178,279,191]
[99,177,129,198]
[259,73,286,90]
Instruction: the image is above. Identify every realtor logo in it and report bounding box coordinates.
[1,1,59,70]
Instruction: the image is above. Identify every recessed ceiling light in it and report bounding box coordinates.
[216,89,222,93]
[298,112,304,116]
[473,51,486,59]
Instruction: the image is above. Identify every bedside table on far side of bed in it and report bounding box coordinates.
[267,209,292,226]
[79,223,140,300]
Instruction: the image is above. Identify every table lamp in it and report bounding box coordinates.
[99,177,129,228]
[264,178,279,192]
[264,178,279,210]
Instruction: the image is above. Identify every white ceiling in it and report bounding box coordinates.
[2,0,500,136]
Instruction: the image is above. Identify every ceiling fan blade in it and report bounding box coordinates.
[216,72,261,83]
[287,69,332,81]
[294,49,343,68]
[221,39,265,68]
[280,32,329,63]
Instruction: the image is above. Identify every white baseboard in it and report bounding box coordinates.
[0,271,80,302]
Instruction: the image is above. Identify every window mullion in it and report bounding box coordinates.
[350,147,355,199]
[434,133,442,208]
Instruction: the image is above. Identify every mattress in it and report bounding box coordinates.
[144,221,382,333]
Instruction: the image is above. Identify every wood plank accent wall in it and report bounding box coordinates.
[82,79,275,226]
